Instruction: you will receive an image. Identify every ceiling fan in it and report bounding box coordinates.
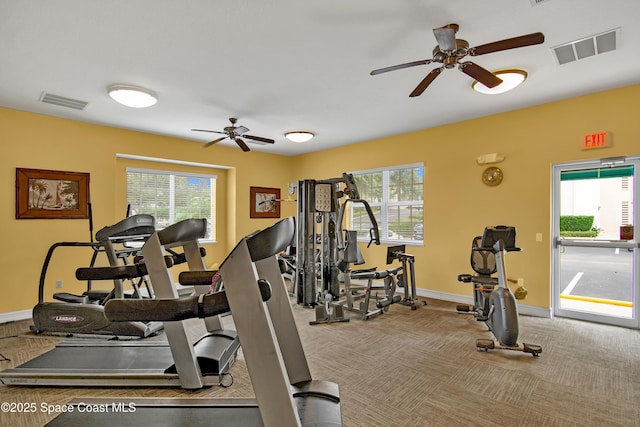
[191,118,275,152]
[370,23,545,97]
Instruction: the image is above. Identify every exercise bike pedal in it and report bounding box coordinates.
[476,339,495,351]
[523,343,542,357]
[456,304,470,312]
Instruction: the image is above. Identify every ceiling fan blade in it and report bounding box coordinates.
[433,24,458,51]
[370,59,431,75]
[244,134,275,144]
[191,128,226,135]
[234,125,249,136]
[409,67,443,97]
[203,137,227,148]
[471,32,545,56]
[459,62,503,88]
[234,137,251,152]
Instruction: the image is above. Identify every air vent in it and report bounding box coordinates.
[529,0,550,6]
[39,92,88,110]
[552,28,619,65]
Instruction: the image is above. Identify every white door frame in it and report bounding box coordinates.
[551,156,640,328]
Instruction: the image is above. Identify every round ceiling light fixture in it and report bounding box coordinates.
[107,84,158,108]
[472,69,528,95]
[285,130,315,143]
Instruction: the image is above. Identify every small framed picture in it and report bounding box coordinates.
[250,186,280,218]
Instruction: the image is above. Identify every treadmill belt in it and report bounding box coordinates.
[17,344,174,371]
[46,399,263,427]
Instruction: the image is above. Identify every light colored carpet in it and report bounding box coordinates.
[1,297,639,426]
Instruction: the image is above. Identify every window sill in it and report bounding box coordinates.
[358,239,423,247]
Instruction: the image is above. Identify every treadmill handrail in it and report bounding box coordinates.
[104,280,272,322]
[157,218,207,246]
[37,233,158,303]
[37,241,102,303]
[220,217,295,269]
[75,256,173,281]
[246,217,295,262]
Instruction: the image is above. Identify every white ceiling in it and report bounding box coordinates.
[1,0,639,156]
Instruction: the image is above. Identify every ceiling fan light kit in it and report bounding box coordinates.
[285,131,315,143]
[107,84,158,108]
[370,23,544,97]
[472,69,528,94]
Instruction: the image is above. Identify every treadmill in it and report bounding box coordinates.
[31,214,163,337]
[1,218,239,389]
[47,217,342,427]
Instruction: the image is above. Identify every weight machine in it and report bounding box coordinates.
[295,173,379,307]
[385,245,426,310]
[295,173,423,323]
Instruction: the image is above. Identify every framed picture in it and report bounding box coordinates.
[16,168,90,219]
[250,186,280,218]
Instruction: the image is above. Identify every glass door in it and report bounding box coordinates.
[552,157,639,328]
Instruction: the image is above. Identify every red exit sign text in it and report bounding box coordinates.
[583,132,611,150]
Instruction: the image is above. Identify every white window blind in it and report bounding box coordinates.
[350,163,424,244]
[126,168,216,241]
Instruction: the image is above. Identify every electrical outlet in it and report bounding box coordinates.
[55,280,62,289]
[517,278,525,286]
[536,233,543,242]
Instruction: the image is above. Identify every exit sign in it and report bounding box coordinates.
[583,132,612,150]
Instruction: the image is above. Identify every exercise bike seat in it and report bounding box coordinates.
[461,227,520,284]
[458,227,520,287]
[456,236,499,305]
[457,273,497,286]
[469,236,497,276]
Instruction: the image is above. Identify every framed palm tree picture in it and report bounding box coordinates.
[16,168,90,219]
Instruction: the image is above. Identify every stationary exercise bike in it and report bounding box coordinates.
[457,226,542,357]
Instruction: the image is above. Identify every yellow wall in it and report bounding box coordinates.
[1,109,295,313]
[292,85,639,309]
[1,84,638,314]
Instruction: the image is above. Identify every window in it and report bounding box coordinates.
[350,163,424,244]
[126,168,216,241]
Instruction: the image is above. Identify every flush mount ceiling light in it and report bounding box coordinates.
[285,130,315,143]
[107,84,158,108]
[472,69,528,95]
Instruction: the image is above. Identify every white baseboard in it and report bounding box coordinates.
[416,289,551,318]
[0,309,32,324]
